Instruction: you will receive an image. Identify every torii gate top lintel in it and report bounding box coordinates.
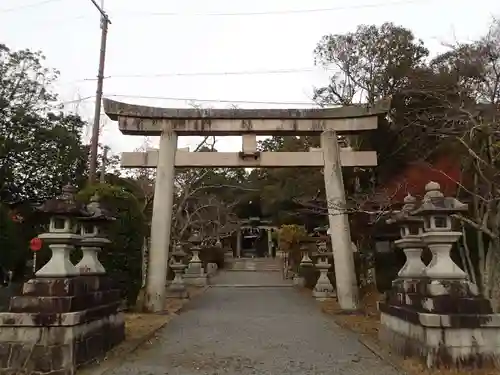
[103,98,391,136]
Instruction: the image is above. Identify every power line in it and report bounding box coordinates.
[117,0,427,17]
[0,0,65,13]
[49,96,94,108]
[51,94,318,107]
[76,67,332,81]
[107,94,317,106]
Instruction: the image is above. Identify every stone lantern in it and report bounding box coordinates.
[167,242,189,298]
[188,231,203,267]
[76,193,115,275]
[1,185,126,375]
[299,242,313,267]
[411,181,468,280]
[312,240,336,301]
[184,231,208,286]
[36,184,89,277]
[379,181,500,369]
[386,193,426,279]
[218,224,235,260]
[293,238,315,287]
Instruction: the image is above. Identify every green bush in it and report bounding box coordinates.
[0,204,27,274]
[77,183,147,306]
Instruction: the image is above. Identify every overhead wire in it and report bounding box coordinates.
[0,0,66,13]
[117,0,428,17]
[1,0,430,17]
[69,67,333,82]
[108,94,317,106]
[49,94,318,108]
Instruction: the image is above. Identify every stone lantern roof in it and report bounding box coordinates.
[79,194,116,223]
[171,242,186,257]
[188,231,203,246]
[36,184,89,217]
[411,181,468,216]
[313,225,328,235]
[386,193,423,225]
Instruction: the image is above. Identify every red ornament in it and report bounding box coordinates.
[29,237,43,252]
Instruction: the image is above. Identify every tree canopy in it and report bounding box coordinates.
[0,44,87,203]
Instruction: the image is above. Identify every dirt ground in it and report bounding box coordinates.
[319,286,498,375]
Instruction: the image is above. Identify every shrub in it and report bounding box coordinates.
[199,246,225,269]
[77,183,147,306]
[0,204,27,276]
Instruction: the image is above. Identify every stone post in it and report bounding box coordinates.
[236,228,242,258]
[221,234,234,261]
[76,193,115,275]
[146,130,178,312]
[267,228,273,257]
[386,193,426,280]
[320,130,358,311]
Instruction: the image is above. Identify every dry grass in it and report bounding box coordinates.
[319,285,498,375]
[121,285,206,346]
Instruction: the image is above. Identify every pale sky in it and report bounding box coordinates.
[1,0,498,157]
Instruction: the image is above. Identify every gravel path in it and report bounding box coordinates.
[105,270,401,375]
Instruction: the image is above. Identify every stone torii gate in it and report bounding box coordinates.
[103,98,390,312]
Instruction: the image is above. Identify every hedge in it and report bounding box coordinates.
[77,183,147,306]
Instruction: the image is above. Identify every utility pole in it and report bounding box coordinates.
[88,0,111,185]
[100,145,109,183]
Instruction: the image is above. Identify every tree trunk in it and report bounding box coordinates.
[460,224,477,285]
[485,240,500,312]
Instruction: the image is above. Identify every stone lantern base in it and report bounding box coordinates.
[184,273,209,286]
[0,275,124,375]
[379,278,500,369]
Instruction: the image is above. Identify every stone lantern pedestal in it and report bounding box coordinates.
[219,233,234,262]
[293,241,314,287]
[379,183,500,369]
[184,232,208,286]
[0,187,124,375]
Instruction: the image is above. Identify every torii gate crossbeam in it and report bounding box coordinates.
[103,98,390,313]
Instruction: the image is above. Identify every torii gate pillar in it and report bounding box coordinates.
[148,131,177,312]
[321,130,359,310]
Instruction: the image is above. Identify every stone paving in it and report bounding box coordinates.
[104,263,402,375]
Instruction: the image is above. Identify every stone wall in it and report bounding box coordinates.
[379,310,500,368]
[0,275,125,375]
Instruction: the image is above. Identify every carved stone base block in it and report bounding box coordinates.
[224,249,234,260]
[206,263,218,276]
[183,274,208,286]
[312,289,336,301]
[379,278,500,369]
[0,276,125,375]
[166,289,189,299]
